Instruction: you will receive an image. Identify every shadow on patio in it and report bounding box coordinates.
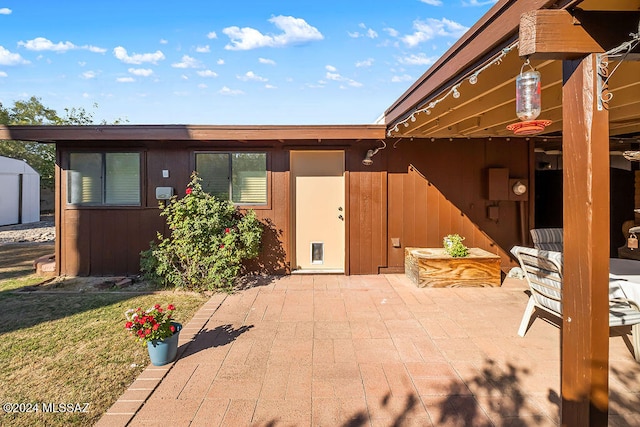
[99,274,640,426]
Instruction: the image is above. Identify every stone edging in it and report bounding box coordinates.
[94,293,228,427]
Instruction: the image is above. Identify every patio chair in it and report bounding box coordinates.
[529,228,563,252]
[511,245,640,362]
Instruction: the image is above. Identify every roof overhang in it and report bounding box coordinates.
[384,0,640,143]
[0,124,387,143]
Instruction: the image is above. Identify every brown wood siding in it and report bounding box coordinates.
[346,146,388,275]
[58,144,291,276]
[384,138,529,270]
[56,137,526,277]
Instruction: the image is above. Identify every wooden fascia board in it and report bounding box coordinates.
[0,124,386,143]
[384,0,559,127]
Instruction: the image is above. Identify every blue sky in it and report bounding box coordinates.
[0,1,497,125]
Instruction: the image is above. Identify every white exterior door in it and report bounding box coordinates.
[291,151,345,272]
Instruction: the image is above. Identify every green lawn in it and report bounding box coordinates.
[0,267,207,426]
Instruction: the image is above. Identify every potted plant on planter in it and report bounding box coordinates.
[443,234,469,257]
[125,304,182,366]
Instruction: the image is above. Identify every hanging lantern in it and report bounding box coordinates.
[507,59,552,135]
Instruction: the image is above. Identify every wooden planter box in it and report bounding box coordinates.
[405,247,501,287]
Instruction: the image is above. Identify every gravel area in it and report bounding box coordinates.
[0,214,55,244]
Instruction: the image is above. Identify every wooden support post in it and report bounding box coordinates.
[561,54,610,427]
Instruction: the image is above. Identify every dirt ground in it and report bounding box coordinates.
[0,242,157,292]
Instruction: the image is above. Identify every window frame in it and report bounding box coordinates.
[193,150,271,209]
[65,151,143,208]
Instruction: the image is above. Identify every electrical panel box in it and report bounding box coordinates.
[155,187,174,200]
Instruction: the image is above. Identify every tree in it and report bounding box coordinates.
[0,97,126,189]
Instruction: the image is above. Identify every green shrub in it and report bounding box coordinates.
[140,172,263,292]
[443,234,469,257]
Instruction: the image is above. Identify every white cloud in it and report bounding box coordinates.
[87,45,107,53]
[116,77,135,83]
[384,27,399,37]
[0,8,11,15]
[128,68,153,77]
[223,15,323,50]
[392,74,413,83]
[325,69,362,88]
[181,74,189,80]
[17,37,106,53]
[265,84,277,89]
[81,70,97,79]
[238,71,267,82]
[82,92,90,98]
[195,45,210,53]
[0,45,29,65]
[398,53,438,66]
[198,83,208,89]
[113,46,165,64]
[160,39,168,44]
[355,58,374,68]
[207,31,218,39]
[463,0,498,6]
[217,59,225,65]
[325,65,337,72]
[0,71,8,77]
[349,24,378,39]
[218,86,244,95]
[259,57,276,65]
[171,55,202,68]
[19,37,76,52]
[419,0,443,5]
[401,18,468,47]
[197,69,218,77]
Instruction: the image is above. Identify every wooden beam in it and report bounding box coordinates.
[519,10,640,60]
[519,10,603,59]
[561,53,610,427]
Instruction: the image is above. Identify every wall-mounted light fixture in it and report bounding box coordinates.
[362,140,387,166]
[512,180,527,196]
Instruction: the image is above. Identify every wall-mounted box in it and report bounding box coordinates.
[155,187,174,200]
[487,168,510,201]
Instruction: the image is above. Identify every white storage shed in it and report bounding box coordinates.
[0,156,40,226]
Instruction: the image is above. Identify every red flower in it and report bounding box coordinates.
[225,228,230,233]
[153,323,159,331]
[125,321,133,329]
[170,325,176,333]
[186,187,192,195]
[145,329,151,336]
[219,244,225,249]
[137,330,145,337]
[154,304,161,309]
[167,304,175,311]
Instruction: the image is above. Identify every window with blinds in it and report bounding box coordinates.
[68,152,141,206]
[196,152,267,205]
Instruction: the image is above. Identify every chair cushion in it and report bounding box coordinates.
[530,228,563,252]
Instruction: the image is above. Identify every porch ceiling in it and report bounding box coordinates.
[385,0,640,144]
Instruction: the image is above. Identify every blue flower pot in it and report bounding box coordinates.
[146,322,182,366]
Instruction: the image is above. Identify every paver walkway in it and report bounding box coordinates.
[97,274,640,426]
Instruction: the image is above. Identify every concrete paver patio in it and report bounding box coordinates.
[97,274,640,426]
